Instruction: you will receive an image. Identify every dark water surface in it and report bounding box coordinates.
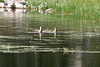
[0,9,100,67]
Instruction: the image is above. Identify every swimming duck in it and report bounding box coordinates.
[37,26,42,33]
[53,27,57,33]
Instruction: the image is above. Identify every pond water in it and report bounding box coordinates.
[0,8,100,67]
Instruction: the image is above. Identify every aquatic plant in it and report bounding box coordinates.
[63,47,69,54]
[1,42,11,51]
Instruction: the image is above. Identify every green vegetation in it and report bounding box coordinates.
[27,0,100,17]
[0,0,3,2]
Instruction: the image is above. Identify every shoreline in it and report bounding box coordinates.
[0,2,28,9]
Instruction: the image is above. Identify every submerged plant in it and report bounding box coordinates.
[63,47,69,54]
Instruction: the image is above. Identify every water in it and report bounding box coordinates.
[0,8,100,67]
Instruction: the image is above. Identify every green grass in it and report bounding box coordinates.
[27,0,100,16]
[0,0,3,2]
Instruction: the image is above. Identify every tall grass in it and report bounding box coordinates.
[27,0,100,16]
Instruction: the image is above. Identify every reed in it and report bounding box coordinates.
[27,0,100,15]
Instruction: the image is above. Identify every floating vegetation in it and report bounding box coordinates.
[63,47,69,54]
[0,35,33,40]
[0,45,99,54]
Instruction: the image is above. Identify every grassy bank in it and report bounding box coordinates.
[0,0,3,2]
[27,0,100,16]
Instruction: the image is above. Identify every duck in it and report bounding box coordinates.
[37,27,42,33]
[45,8,53,13]
[53,27,57,33]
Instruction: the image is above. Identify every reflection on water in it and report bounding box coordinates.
[0,9,100,67]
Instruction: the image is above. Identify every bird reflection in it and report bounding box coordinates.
[37,27,42,40]
[39,33,42,40]
[53,27,57,37]
[54,32,57,37]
